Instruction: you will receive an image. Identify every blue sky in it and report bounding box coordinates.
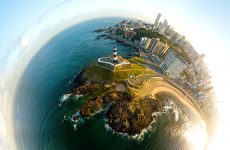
[1,0,230,95]
[0,0,230,50]
[1,0,230,47]
[0,0,230,149]
[0,0,230,66]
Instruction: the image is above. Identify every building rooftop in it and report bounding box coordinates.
[169,50,188,65]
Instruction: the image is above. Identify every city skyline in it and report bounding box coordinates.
[112,18,213,104]
[1,1,229,101]
[0,0,230,149]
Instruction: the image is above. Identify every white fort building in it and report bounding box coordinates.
[97,47,131,71]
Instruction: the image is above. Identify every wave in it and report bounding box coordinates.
[59,94,83,104]
[67,69,82,85]
[82,107,106,120]
[173,109,179,122]
[162,99,181,122]
[103,111,162,141]
[103,99,181,141]
[71,106,107,129]
[75,94,83,100]
[60,93,71,103]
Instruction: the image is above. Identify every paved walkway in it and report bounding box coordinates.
[128,77,207,122]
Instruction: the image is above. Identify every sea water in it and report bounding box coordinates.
[14,18,204,150]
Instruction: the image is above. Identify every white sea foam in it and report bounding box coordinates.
[73,124,77,131]
[75,94,83,100]
[67,69,81,85]
[71,116,79,123]
[162,99,181,122]
[86,105,111,119]
[60,94,71,103]
[131,117,158,141]
[163,105,173,111]
[60,94,83,103]
[103,99,182,141]
[173,109,179,122]
[104,111,162,141]
[84,107,105,120]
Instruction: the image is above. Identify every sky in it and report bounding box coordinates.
[0,0,230,149]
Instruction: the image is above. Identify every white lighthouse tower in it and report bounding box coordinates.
[113,47,118,62]
[97,46,131,70]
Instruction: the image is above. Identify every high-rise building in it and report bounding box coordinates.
[157,22,163,33]
[164,25,171,34]
[163,19,168,26]
[154,13,161,27]
[160,50,188,79]
[164,26,174,37]
[149,38,158,52]
[144,38,152,50]
[158,19,168,33]
[140,37,153,50]
[170,32,180,43]
[150,38,169,57]
[193,54,205,66]
[154,42,169,57]
[140,37,146,45]
[174,35,186,45]
[140,37,169,56]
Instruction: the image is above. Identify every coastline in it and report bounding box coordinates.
[57,23,208,141]
[94,29,142,55]
[94,28,207,122]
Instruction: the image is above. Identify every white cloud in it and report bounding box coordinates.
[20,36,30,48]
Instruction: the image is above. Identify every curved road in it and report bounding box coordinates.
[128,77,207,122]
[108,34,206,122]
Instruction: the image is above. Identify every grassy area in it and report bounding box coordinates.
[83,62,154,82]
[83,64,113,81]
[129,57,160,70]
[129,57,146,65]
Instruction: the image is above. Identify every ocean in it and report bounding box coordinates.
[14,18,205,150]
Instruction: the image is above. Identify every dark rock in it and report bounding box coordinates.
[72,83,104,95]
[106,96,161,135]
[79,97,103,117]
[70,80,161,136]
[101,90,132,104]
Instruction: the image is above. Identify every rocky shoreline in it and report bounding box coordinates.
[106,96,161,135]
[66,67,162,135]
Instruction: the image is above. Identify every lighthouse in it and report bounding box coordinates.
[113,47,118,62]
[97,46,131,70]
